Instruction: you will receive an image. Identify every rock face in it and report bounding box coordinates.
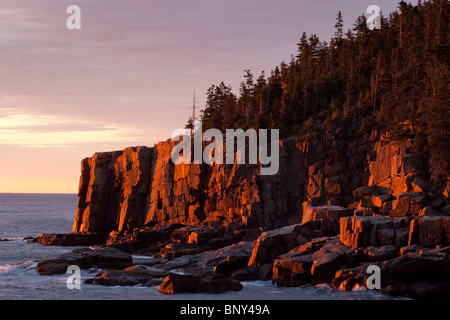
[71,133,447,238]
[72,133,383,235]
[33,132,450,299]
[368,140,423,197]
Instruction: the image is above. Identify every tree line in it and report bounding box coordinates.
[189,1,449,183]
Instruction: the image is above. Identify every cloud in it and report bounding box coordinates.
[0,111,134,148]
[0,0,401,193]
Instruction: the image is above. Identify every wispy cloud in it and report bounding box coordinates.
[0,0,400,193]
[0,111,151,148]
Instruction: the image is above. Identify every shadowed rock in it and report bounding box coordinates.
[35,247,132,275]
[158,274,243,294]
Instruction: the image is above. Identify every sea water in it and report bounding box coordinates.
[0,193,401,300]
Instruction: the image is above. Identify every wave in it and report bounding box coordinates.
[0,260,37,274]
[0,237,23,241]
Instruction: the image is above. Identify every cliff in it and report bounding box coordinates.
[31,129,450,299]
[73,131,359,233]
[71,129,446,235]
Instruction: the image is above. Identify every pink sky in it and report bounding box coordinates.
[0,0,400,193]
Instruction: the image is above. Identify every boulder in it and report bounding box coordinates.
[272,236,351,287]
[36,247,133,275]
[302,205,353,233]
[159,243,204,258]
[377,249,450,299]
[340,216,387,248]
[310,241,351,284]
[332,246,450,297]
[158,274,243,294]
[340,215,411,248]
[356,245,399,262]
[187,224,228,247]
[248,220,323,267]
[231,266,259,281]
[198,241,253,275]
[331,266,367,291]
[105,225,176,253]
[417,216,445,246]
[272,253,313,287]
[86,265,167,287]
[214,255,250,276]
[34,232,108,246]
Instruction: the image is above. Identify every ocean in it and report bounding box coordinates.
[0,193,401,300]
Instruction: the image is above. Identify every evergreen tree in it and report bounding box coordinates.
[193,1,449,184]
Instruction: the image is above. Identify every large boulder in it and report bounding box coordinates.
[331,266,368,291]
[85,265,167,287]
[272,252,313,287]
[247,220,323,268]
[310,240,352,284]
[272,236,352,287]
[197,241,254,275]
[339,216,410,248]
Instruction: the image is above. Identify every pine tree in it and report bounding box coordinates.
[193,1,449,188]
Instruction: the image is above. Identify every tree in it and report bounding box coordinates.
[424,61,450,183]
[200,82,237,131]
[333,11,344,46]
[192,1,449,189]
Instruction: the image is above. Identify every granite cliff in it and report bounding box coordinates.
[72,130,380,234]
[72,130,447,235]
[34,130,450,298]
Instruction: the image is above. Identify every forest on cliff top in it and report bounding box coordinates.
[188,1,449,184]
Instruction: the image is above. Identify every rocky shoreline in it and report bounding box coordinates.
[29,135,450,299]
[31,192,450,299]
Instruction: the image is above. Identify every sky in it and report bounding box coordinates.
[0,0,401,193]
